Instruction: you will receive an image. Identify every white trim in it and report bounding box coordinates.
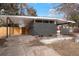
[0,15,75,23]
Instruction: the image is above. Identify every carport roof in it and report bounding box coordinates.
[0,15,76,24]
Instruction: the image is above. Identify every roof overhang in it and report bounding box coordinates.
[0,15,76,25]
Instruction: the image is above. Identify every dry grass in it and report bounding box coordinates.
[47,39,79,56]
[20,36,79,56]
[26,39,44,47]
[1,35,79,56]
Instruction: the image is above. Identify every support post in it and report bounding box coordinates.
[6,17,9,38]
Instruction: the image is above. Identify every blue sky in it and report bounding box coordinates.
[28,3,64,18]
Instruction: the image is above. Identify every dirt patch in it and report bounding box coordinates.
[25,46,60,56]
[47,39,79,56]
[0,37,7,47]
[27,39,44,46]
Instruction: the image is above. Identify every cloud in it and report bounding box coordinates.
[48,9,58,17]
[48,9,64,18]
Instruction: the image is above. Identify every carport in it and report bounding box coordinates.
[0,15,75,37]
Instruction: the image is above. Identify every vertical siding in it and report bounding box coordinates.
[0,27,22,37]
[31,23,57,36]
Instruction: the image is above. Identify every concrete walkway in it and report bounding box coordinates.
[40,35,74,44]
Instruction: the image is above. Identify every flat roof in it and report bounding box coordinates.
[0,15,76,24]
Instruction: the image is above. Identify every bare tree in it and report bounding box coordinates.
[27,7,37,16]
[0,3,37,16]
[0,3,18,15]
[56,3,79,27]
[56,3,79,19]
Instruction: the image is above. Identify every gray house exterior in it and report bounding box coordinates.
[0,15,75,37]
[31,22,57,36]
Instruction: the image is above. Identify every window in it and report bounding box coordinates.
[43,20,49,23]
[49,20,54,23]
[35,20,42,23]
